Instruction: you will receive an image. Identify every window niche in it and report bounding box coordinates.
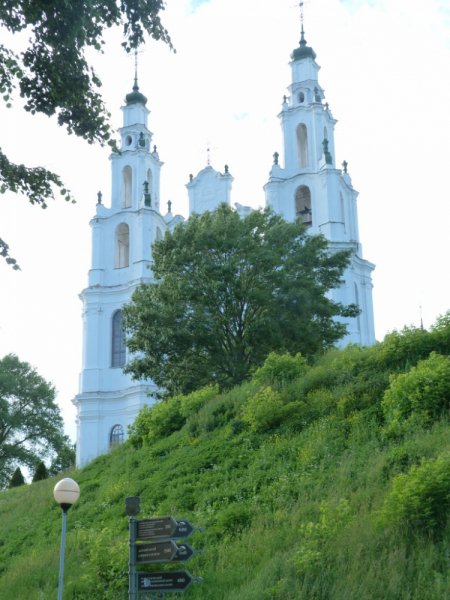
[297,124,309,168]
[111,311,126,368]
[355,283,361,332]
[295,185,312,227]
[122,166,132,208]
[115,223,130,269]
[110,424,125,448]
[340,192,346,232]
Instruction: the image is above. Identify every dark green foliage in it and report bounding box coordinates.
[0,354,66,488]
[123,204,358,396]
[49,438,76,475]
[382,352,450,438]
[380,453,450,535]
[8,467,25,488]
[0,0,173,267]
[2,313,450,598]
[32,461,48,483]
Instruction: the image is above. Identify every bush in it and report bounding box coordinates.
[32,461,48,482]
[127,395,185,446]
[382,353,450,433]
[8,467,25,488]
[379,452,450,534]
[214,503,253,533]
[252,352,308,387]
[180,384,219,418]
[241,387,300,433]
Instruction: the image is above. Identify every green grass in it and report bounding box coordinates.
[3,321,450,599]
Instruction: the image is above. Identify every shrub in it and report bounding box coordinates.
[127,395,184,446]
[32,461,48,482]
[430,310,450,355]
[379,452,450,534]
[382,352,450,433]
[8,467,25,488]
[252,352,308,387]
[180,384,219,418]
[241,387,299,433]
[215,503,253,533]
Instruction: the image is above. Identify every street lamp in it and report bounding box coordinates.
[54,478,80,600]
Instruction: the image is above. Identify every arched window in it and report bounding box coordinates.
[115,223,129,268]
[355,283,361,332]
[295,186,312,227]
[324,126,328,140]
[123,166,132,208]
[112,310,126,367]
[156,226,162,241]
[297,124,309,168]
[110,424,125,448]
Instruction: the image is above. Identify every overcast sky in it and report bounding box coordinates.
[1,0,450,442]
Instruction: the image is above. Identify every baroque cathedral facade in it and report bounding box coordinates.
[73,28,375,467]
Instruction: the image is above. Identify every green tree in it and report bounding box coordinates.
[123,204,358,396]
[8,466,25,488]
[0,354,66,488]
[49,439,76,476]
[32,460,48,482]
[0,0,173,268]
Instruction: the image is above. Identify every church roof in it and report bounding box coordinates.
[291,25,317,61]
[126,78,148,106]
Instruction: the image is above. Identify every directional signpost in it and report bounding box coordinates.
[136,517,202,541]
[135,540,179,564]
[137,570,203,593]
[126,498,204,599]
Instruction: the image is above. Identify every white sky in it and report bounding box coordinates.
[1,0,450,442]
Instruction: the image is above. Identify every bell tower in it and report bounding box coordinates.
[73,78,179,467]
[264,27,376,345]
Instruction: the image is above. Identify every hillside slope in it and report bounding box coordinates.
[2,317,450,599]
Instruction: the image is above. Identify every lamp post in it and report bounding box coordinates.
[54,478,80,600]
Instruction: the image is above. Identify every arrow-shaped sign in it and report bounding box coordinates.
[135,540,204,565]
[137,570,203,593]
[135,540,178,564]
[136,517,204,541]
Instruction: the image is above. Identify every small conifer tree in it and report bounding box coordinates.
[32,461,49,483]
[9,467,25,488]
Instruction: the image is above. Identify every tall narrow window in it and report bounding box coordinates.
[147,168,153,197]
[112,310,126,367]
[156,226,162,241]
[295,186,312,227]
[340,192,346,231]
[297,124,309,168]
[110,424,125,448]
[115,223,130,268]
[123,166,132,208]
[324,126,328,140]
[355,283,361,332]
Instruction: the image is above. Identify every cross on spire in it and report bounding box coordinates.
[202,140,217,167]
[130,47,145,91]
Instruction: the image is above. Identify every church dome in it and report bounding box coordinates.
[126,81,148,106]
[291,26,317,61]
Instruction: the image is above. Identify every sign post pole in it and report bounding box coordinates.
[129,516,136,600]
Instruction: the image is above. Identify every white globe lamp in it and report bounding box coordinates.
[54,478,80,600]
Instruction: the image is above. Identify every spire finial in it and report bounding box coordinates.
[291,0,316,62]
[300,23,306,47]
[133,49,139,91]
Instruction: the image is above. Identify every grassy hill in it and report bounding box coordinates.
[2,315,450,599]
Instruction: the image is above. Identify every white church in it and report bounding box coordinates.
[73,27,376,467]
